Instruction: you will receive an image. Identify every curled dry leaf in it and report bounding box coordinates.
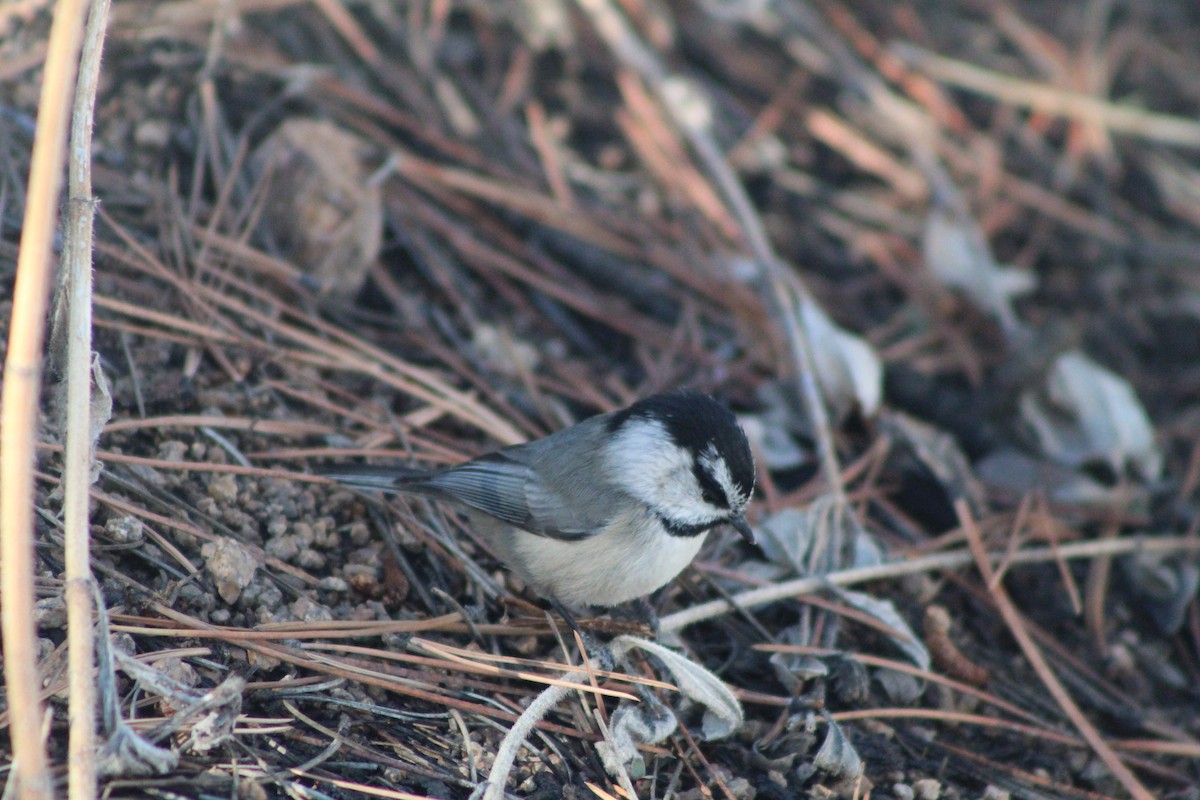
[738,412,808,471]
[1018,350,1162,480]
[796,295,883,419]
[923,206,1035,336]
[1120,553,1200,635]
[595,690,677,779]
[115,651,244,754]
[180,678,246,753]
[96,725,179,778]
[875,668,924,705]
[251,118,382,296]
[975,448,1131,509]
[830,586,931,672]
[757,494,881,577]
[756,506,817,574]
[611,635,744,740]
[740,382,811,471]
[480,636,744,799]
[812,712,863,780]
[769,624,829,693]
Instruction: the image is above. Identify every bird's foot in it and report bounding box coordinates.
[607,597,660,637]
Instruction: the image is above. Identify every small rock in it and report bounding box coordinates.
[297,549,327,570]
[266,516,288,537]
[155,657,199,689]
[134,119,170,149]
[724,777,755,799]
[913,778,941,800]
[104,515,144,543]
[293,522,316,548]
[319,576,349,592]
[264,534,300,562]
[243,580,284,612]
[158,440,188,462]
[34,596,68,629]
[201,538,258,604]
[348,521,371,546]
[345,564,380,598]
[208,474,239,503]
[290,596,333,622]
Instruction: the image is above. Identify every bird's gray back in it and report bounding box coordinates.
[427,412,626,540]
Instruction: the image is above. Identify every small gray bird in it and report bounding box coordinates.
[321,391,755,613]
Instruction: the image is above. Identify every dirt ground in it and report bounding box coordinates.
[2,1,1199,798]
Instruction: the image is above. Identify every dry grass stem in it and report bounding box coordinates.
[1,0,90,796]
[61,2,112,798]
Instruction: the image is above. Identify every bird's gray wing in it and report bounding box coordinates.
[426,452,601,540]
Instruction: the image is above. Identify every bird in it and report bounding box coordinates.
[320,390,756,621]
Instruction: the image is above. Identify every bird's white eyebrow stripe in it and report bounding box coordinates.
[699,445,747,508]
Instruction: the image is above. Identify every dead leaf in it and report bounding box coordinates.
[923,206,1035,335]
[796,295,883,419]
[251,118,382,296]
[1018,350,1162,480]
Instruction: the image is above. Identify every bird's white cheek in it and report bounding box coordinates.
[605,420,691,497]
[653,474,722,525]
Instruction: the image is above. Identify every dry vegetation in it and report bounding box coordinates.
[2,1,1200,799]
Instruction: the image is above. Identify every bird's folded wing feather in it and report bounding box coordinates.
[427,453,601,540]
[317,463,435,490]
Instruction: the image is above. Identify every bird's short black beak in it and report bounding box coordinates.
[729,513,755,545]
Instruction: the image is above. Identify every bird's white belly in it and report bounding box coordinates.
[509,510,707,607]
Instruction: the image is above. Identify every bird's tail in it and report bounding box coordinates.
[316,463,435,493]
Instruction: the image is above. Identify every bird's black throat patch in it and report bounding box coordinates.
[657,513,721,538]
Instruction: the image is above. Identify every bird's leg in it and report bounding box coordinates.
[630,596,660,637]
[547,597,582,636]
[547,598,614,671]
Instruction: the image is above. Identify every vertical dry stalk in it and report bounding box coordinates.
[62,2,112,798]
[1,0,90,797]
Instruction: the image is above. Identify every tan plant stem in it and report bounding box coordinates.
[0,0,90,796]
[660,533,1200,634]
[62,2,113,798]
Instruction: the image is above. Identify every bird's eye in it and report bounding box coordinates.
[694,464,730,509]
